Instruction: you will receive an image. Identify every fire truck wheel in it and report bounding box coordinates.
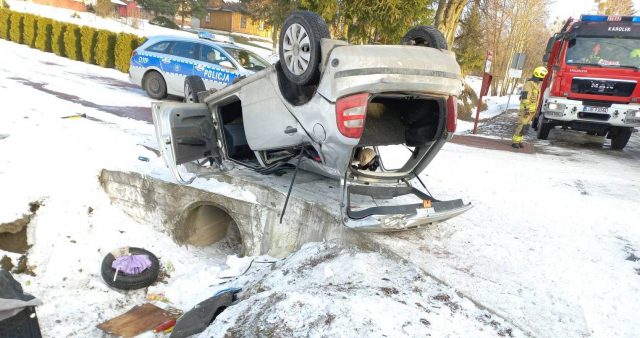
[610,127,632,150]
[536,115,551,140]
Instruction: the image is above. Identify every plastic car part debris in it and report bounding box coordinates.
[169,288,241,338]
[60,113,86,119]
[153,319,177,333]
[138,156,150,162]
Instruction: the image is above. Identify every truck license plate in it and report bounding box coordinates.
[583,106,608,113]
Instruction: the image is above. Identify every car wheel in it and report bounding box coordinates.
[400,26,448,49]
[100,247,160,290]
[536,114,551,140]
[143,71,167,99]
[184,76,206,103]
[279,11,330,86]
[610,127,632,150]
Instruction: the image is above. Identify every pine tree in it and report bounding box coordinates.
[454,1,484,75]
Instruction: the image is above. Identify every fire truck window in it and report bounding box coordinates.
[566,37,640,68]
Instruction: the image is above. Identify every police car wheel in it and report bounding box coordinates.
[143,71,167,99]
[184,76,206,103]
[279,11,330,86]
[400,26,448,49]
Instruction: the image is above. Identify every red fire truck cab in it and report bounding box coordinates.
[534,15,640,150]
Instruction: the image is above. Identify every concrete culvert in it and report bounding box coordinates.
[178,203,243,255]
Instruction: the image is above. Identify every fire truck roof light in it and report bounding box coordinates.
[580,14,640,22]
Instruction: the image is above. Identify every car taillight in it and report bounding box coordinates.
[131,50,138,58]
[336,93,369,138]
[446,96,457,133]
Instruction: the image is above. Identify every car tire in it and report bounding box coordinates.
[279,11,330,86]
[100,247,160,291]
[400,26,448,49]
[537,114,551,140]
[610,127,632,150]
[184,76,206,103]
[143,71,168,99]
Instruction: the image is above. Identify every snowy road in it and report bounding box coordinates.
[1,36,640,338]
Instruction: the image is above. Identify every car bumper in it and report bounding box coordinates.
[542,97,640,127]
[343,200,472,232]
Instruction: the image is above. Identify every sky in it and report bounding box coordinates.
[549,0,640,22]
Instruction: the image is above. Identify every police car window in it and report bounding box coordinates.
[169,41,196,59]
[199,44,231,65]
[146,41,171,53]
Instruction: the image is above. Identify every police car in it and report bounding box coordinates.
[129,33,270,100]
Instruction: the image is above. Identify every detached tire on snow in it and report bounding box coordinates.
[279,11,330,86]
[400,26,448,49]
[184,76,207,103]
[101,247,160,291]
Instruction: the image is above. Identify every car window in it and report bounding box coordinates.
[168,41,197,59]
[199,44,233,69]
[146,41,171,53]
[223,47,270,71]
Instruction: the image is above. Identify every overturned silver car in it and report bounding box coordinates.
[153,11,471,232]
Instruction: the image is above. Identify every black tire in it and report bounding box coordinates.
[101,247,160,290]
[610,128,632,150]
[279,11,330,86]
[536,114,551,140]
[184,76,206,103]
[143,71,167,99]
[400,26,448,49]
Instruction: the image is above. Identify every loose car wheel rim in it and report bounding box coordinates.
[185,83,193,103]
[283,23,311,75]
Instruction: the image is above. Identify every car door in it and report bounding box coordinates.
[152,102,224,183]
[194,43,241,90]
[161,41,197,95]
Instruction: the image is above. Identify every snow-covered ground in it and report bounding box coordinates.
[1,34,640,338]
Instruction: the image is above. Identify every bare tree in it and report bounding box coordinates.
[434,0,470,48]
[595,0,635,15]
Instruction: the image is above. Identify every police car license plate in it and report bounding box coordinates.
[583,106,608,113]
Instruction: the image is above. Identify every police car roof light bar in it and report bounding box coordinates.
[580,14,640,22]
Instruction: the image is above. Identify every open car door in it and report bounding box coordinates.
[152,102,224,184]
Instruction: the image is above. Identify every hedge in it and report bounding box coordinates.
[115,32,143,73]
[63,23,82,61]
[80,26,97,64]
[2,9,142,73]
[0,8,10,40]
[35,16,52,52]
[22,13,37,48]
[51,20,66,56]
[94,29,116,68]
[9,11,22,44]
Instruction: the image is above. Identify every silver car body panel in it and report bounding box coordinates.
[154,39,470,232]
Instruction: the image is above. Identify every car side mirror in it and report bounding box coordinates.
[219,61,235,69]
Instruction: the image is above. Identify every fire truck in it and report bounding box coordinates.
[534,15,640,150]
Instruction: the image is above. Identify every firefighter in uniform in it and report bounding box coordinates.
[512,66,548,148]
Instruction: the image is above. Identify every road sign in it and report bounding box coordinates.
[508,69,523,78]
[511,53,526,70]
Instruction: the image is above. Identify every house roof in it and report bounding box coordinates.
[208,1,248,14]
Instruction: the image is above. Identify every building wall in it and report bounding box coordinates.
[201,10,271,38]
[32,0,87,12]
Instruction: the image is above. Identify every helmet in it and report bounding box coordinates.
[630,49,640,59]
[533,66,548,79]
